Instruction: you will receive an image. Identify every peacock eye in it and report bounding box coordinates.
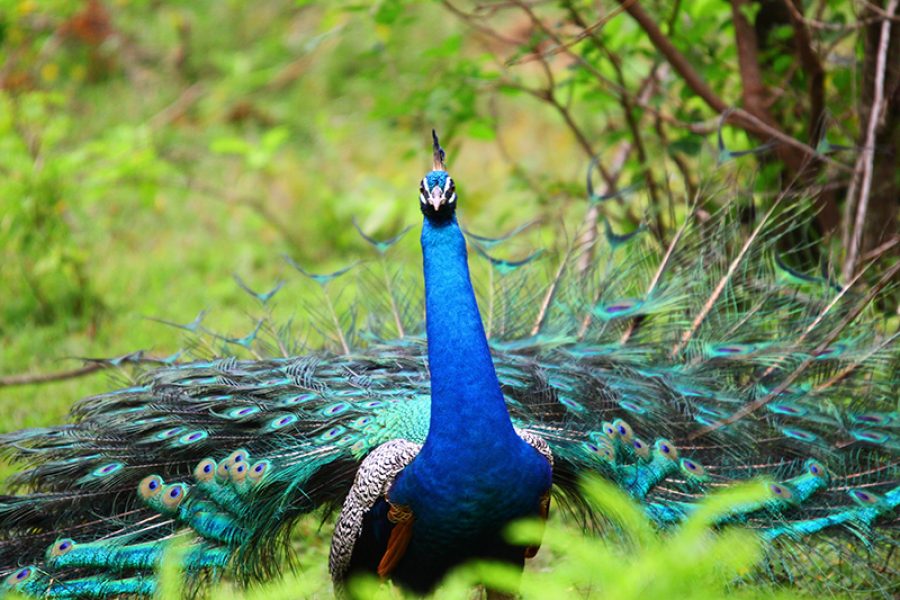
[138,475,165,499]
[194,458,217,483]
[161,483,188,510]
[806,459,827,478]
[247,460,271,484]
[49,538,76,558]
[769,482,794,500]
[654,438,679,460]
[849,488,880,506]
[6,566,34,586]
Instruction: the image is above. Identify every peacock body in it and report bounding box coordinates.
[1,134,898,598]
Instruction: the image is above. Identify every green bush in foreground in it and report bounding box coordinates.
[143,478,801,600]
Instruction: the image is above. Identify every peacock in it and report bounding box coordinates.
[1,131,898,598]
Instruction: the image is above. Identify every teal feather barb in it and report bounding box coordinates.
[1,159,898,597]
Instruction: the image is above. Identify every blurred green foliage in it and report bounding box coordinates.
[0,0,582,432]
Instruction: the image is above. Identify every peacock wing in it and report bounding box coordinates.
[1,348,434,596]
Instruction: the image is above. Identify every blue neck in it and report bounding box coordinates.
[420,216,517,449]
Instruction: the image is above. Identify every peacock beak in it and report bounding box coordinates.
[429,187,444,211]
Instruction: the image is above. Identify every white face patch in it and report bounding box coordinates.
[419,174,455,211]
[420,177,429,204]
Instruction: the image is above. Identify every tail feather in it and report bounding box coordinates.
[2,196,898,596]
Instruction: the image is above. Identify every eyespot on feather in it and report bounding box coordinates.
[247,460,271,485]
[849,488,881,506]
[631,437,650,460]
[708,343,757,358]
[138,475,164,499]
[559,395,585,412]
[267,414,298,430]
[91,462,124,478]
[194,458,217,482]
[225,449,249,466]
[322,402,350,417]
[226,406,260,419]
[619,399,647,414]
[805,459,828,479]
[583,441,616,462]
[230,462,248,483]
[850,412,894,427]
[768,482,794,501]
[178,430,208,445]
[48,538,76,559]
[595,299,643,320]
[155,427,185,440]
[161,483,188,510]
[850,429,890,444]
[612,418,633,442]
[680,458,707,479]
[280,393,317,406]
[320,425,346,442]
[781,427,819,443]
[654,438,679,460]
[5,566,35,586]
[768,402,808,417]
[352,416,373,428]
[601,421,617,438]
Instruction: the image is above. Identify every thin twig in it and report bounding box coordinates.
[813,332,899,393]
[574,66,663,273]
[616,0,851,173]
[860,234,900,262]
[842,0,898,280]
[507,0,638,65]
[0,363,104,387]
[781,0,826,143]
[0,353,162,388]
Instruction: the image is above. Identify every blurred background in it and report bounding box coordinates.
[1,0,897,440]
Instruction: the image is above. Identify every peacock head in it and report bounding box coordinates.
[419,130,457,222]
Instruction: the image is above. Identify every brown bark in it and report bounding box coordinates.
[731,0,804,174]
[859,1,900,256]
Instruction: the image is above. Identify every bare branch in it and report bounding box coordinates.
[617,0,851,173]
[782,0,826,143]
[507,0,639,65]
[616,0,729,114]
[842,0,899,279]
[0,363,104,387]
[0,352,161,388]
